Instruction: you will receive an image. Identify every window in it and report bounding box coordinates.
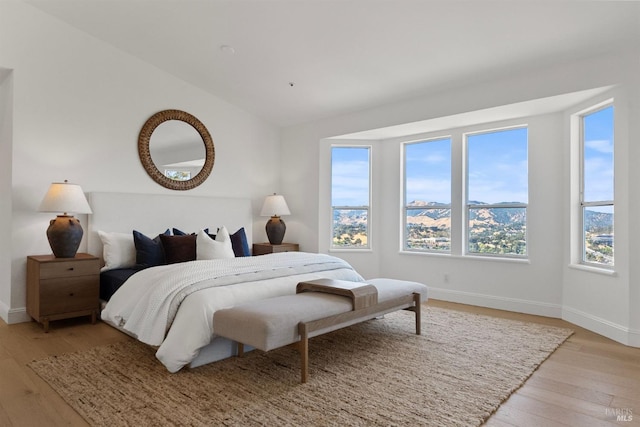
[580,104,614,266]
[466,127,528,256]
[164,170,191,181]
[403,138,451,252]
[331,146,371,249]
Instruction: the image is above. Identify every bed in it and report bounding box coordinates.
[87,192,365,373]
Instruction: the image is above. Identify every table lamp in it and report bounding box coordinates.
[260,193,291,245]
[38,180,92,258]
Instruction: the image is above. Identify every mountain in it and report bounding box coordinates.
[584,209,614,232]
[336,200,612,233]
[406,201,526,229]
[333,201,613,258]
[406,201,450,227]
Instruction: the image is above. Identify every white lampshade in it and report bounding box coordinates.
[38,181,92,215]
[260,194,291,217]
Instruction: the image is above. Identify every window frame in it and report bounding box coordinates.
[329,145,372,250]
[578,102,615,268]
[464,125,529,259]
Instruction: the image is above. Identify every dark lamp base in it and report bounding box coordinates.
[265,216,286,245]
[46,215,84,258]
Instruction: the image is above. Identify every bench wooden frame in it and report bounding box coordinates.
[236,292,421,383]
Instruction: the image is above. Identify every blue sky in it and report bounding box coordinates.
[405,127,528,205]
[466,127,528,204]
[583,105,614,203]
[333,110,613,207]
[405,137,451,204]
[331,147,370,206]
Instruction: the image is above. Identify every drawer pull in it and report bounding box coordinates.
[69,293,74,297]
[67,267,75,271]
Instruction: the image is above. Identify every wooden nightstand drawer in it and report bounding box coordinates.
[253,243,299,256]
[39,277,99,315]
[39,259,99,279]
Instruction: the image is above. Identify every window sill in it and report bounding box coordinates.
[329,248,373,253]
[400,250,451,258]
[400,250,530,264]
[568,263,617,277]
[461,254,530,264]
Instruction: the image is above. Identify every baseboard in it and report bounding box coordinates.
[0,299,8,323]
[5,288,638,347]
[562,305,640,348]
[429,288,640,347]
[0,303,31,324]
[628,328,640,347]
[428,287,563,318]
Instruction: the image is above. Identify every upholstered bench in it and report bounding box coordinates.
[213,278,428,383]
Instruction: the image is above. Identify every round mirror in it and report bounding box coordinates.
[138,110,215,190]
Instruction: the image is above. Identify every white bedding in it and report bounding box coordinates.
[101,252,364,372]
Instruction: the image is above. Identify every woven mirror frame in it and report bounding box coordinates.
[138,109,215,191]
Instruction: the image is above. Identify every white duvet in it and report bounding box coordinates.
[101,252,364,372]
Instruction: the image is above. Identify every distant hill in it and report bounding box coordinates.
[584,209,614,232]
[335,200,612,233]
[334,200,612,259]
[406,201,526,228]
[405,200,612,232]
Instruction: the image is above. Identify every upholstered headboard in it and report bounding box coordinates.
[87,192,253,259]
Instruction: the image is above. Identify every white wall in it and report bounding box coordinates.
[0,1,282,323]
[0,69,13,318]
[282,49,640,346]
[319,114,565,317]
[561,89,632,344]
[385,114,565,316]
[628,81,640,346]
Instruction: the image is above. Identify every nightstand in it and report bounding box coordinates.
[252,242,299,256]
[26,253,101,332]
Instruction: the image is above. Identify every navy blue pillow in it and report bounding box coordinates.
[230,227,251,257]
[133,229,170,268]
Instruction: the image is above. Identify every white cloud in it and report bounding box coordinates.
[585,139,613,154]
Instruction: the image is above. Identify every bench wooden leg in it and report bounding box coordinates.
[298,322,309,383]
[237,342,245,357]
[413,293,421,335]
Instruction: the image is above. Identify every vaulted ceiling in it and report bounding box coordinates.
[24,0,640,128]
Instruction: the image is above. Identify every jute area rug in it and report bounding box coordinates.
[29,306,572,427]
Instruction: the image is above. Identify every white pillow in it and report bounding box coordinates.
[98,230,136,271]
[196,228,235,260]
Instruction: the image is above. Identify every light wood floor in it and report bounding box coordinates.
[0,300,638,426]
